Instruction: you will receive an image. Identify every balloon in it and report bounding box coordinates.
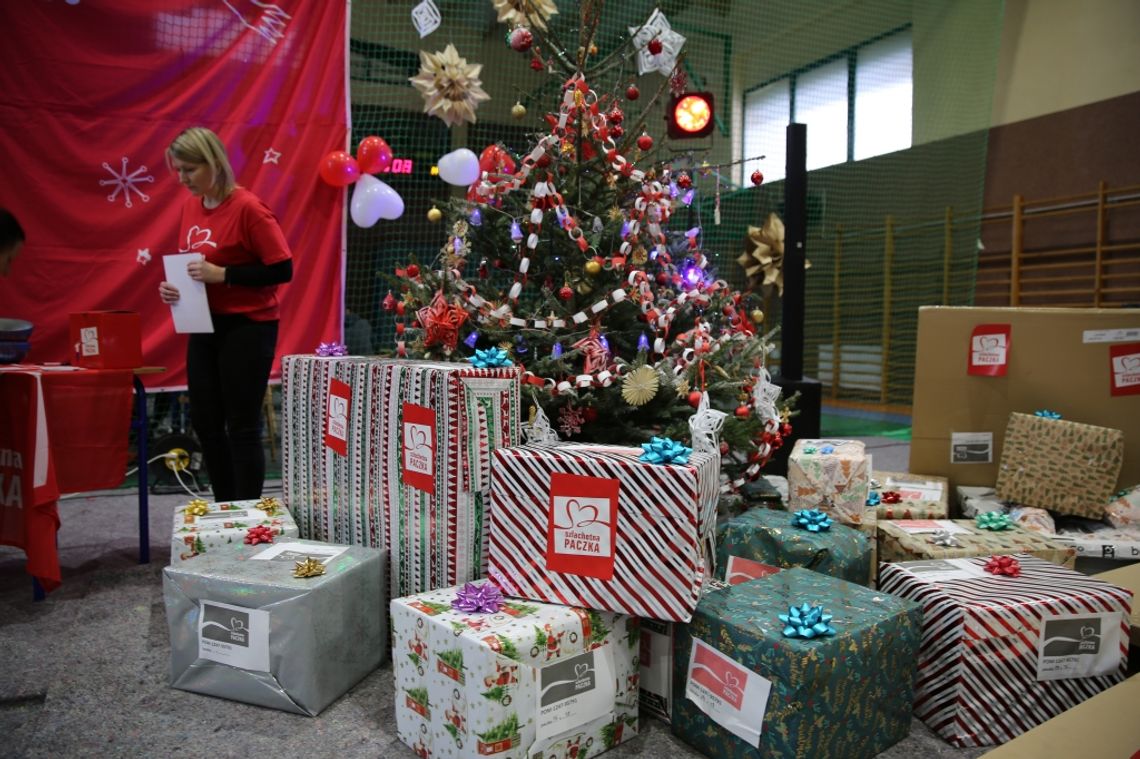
[437,148,481,186]
[478,144,516,175]
[351,175,405,227]
[356,136,393,174]
[319,150,361,187]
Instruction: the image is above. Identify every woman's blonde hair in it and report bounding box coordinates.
[166,127,237,198]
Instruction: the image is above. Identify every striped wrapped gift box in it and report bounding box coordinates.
[878,555,1133,747]
[281,355,372,544]
[371,361,520,598]
[488,444,720,622]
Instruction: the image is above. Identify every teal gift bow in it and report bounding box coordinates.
[469,347,512,368]
[866,492,882,507]
[639,436,692,465]
[779,603,837,639]
[791,509,833,532]
[1034,409,1062,419]
[975,511,1013,531]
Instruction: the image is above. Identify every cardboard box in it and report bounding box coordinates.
[68,311,142,368]
[877,519,1076,570]
[979,675,1140,759]
[1093,563,1140,646]
[909,307,1140,490]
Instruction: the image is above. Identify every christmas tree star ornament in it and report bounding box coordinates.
[492,0,558,32]
[628,9,686,75]
[293,557,327,579]
[409,44,491,128]
[688,391,727,455]
[417,292,470,351]
[621,365,660,406]
[523,403,561,444]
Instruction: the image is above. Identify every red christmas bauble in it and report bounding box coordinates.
[608,107,624,124]
[381,291,396,312]
[735,405,751,418]
[536,153,552,168]
[655,272,670,286]
[626,84,640,101]
[406,264,420,278]
[558,286,574,300]
[676,173,692,189]
[530,57,544,71]
[509,27,533,52]
[609,124,624,138]
[583,407,598,422]
[750,170,764,186]
[648,37,663,55]
[687,390,703,408]
[719,441,730,456]
[636,133,654,151]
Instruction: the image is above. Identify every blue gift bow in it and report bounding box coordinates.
[791,509,833,532]
[639,436,692,465]
[1034,409,1062,420]
[469,347,513,368]
[779,603,837,639]
[820,444,835,454]
[866,492,881,507]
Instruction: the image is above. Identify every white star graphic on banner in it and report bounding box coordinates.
[263,147,281,164]
[136,248,152,265]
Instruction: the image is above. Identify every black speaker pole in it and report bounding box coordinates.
[782,123,807,380]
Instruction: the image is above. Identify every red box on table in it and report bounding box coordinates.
[68,311,142,369]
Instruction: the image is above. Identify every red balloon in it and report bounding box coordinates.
[356,136,393,174]
[319,151,361,187]
[478,144,516,175]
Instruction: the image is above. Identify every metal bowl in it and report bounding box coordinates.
[0,318,33,342]
[0,340,30,364]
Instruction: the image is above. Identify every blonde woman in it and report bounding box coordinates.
[158,127,292,500]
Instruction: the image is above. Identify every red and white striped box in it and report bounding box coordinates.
[488,444,720,622]
[878,554,1133,747]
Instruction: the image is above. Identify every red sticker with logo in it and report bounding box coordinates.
[690,638,748,710]
[401,403,436,493]
[724,556,781,585]
[1109,342,1140,396]
[967,323,1011,376]
[546,472,619,580]
[323,378,351,455]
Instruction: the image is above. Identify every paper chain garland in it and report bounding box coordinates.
[779,603,837,639]
[791,509,833,533]
[975,512,1014,531]
[451,581,504,613]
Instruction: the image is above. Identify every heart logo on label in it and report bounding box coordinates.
[185,225,217,251]
[1081,625,1096,638]
[980,336,1000,351]
[555,498,601,529]
[1122,355,1140,371]
[574,663,589,679]
[230,616,247,632]
[723,672,739,689]
[409,427,429,451]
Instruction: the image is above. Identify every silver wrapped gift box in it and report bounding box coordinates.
[163,539,387,716]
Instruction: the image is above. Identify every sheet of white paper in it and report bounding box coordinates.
[249,541,348,564]
[163,253,214,333]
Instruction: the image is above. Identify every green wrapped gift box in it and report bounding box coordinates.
[671,568,921,759]
[716,507,872,585]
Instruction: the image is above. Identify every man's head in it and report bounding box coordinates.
[0,208,25,276]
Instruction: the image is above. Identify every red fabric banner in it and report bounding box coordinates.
[0,1,348,389]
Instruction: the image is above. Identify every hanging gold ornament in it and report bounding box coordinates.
[737,213,810,295]
[511,102,527,119]
[631,246,648,266]
[409,44,491,128]
[293,557,327,579]
[427,206,443,222]
[751,309,765,324]
[584,260,602,276]
[621,365,660,406]
[492,0,559,31]
[675,378,691,398]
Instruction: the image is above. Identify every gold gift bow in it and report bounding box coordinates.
[736,213,810,296]
[293,557,326,578]
[184,498,210,517]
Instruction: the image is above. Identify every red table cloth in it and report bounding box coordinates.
[0,366,132,591]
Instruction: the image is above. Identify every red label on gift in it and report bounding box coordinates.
[401,403,436,494]
[967,324,1010,376]
[724,556,781,585]
[323,378,350,455]
[546,472,619,580]
[690,638,748,710]
[1109,342,1140,396]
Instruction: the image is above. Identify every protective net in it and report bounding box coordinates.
[347,0,1004,408]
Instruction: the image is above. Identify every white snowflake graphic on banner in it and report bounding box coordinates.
[100,156,154,208]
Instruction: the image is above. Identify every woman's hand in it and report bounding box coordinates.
[187,259,226,284]
[159,281,181,304]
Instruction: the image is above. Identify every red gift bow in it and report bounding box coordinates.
[984,555,1020,577]
[880,490,902,504]
[244,525,276,545]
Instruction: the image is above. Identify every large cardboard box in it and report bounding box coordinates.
[909,307,1140,490]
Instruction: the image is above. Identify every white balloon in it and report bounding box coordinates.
[437,148,480,186]
[375,178,405,220]
[350,174,384,228]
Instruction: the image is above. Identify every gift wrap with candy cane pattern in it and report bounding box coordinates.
[871,470,949,520]
[488,443,720,622]
[877,519,1076,570]
[878,555,1133,747]
[716,507,872,585]
[391,585,639,759]
[995,412,1124,519]
[281,355,373,543]
[374,361,520,597]
[170,498,298,564]
[670,568,921,759]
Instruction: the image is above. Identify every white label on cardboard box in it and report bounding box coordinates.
[686,637,772,748]
[1036,610,1123,681]
[536,645,616,742]
[898,558,986,583]
[950,432,993,464]
[198,600,270,672]
[194,510,253,521]
[80,326,100,356]
[885,477,944,501]
[250,541,348,564]
[1082,328,1140,344]
[892,519,969,534]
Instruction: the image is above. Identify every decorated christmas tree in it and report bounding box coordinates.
[385,0,792,492]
